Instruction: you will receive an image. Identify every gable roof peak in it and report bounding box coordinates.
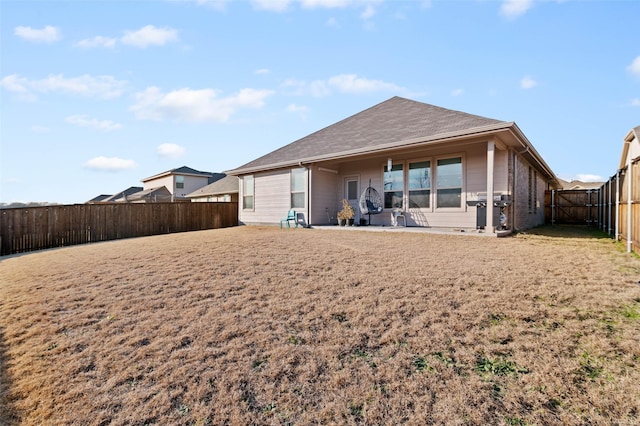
[229,96,506,174]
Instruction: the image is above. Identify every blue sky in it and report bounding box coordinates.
[1,0,639,204]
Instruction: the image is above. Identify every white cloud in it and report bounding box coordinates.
[75,36,117,49]
[300,0,352,8]
[627,56,640,76]
[66,115,123,131]
[157,143,186,159]
[84,156,137,171]
[282,74,403,97]
[287,103,308,113]
[121,25,178,48]
[520,76,537,89]
[0,74,126,99]
[182,0,231,9]
[631,98,640,107]
[361,4,375,19]
[1,74,30,93]
[130,86,275,122]
[255,68,270,75]
[14,25,61,43]
[328,74,403,94]
[251,0,292,11]
[575,174,603,182]
[500,0,533,18]
[451,88,464,97]
[326,17,339,27]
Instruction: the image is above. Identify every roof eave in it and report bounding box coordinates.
[227,122,516,175]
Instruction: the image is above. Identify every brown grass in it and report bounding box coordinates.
[1,225,639,425]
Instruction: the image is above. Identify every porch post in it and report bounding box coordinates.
[486,140,495,232]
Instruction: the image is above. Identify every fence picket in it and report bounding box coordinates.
[0,202,238,256]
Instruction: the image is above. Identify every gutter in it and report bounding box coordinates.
[226,122,516,176]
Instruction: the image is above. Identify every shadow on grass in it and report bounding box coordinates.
[0,326,20,425]
[519,224,613,240]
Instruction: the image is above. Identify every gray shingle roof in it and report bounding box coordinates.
[230,96,507,174]
[142,166,213,182]
[186,175,239,198]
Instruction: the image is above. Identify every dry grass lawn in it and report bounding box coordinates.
[1,225,640,425]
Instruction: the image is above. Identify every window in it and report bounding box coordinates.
[408,161,430,208]
[436,157,462,208]
[243,175,254,210]
[346,180,358,201]
[528,167,537,214]
[384,163,404,209]
[175,175,185,189]
[291,168,306,208]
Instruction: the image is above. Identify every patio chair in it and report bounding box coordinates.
[359,180,383,225]
[280,210,299,229]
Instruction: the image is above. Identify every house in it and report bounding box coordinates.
[186,175,239,203]
[126,186,173,203]
[140,166,222,202]
[617,125,640,252]
[86,186,143,204]
[557,179,603,190]
[227,96,559,233]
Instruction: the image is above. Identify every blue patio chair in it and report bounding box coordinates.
[280,210,299,229]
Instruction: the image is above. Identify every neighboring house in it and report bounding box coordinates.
[126,186,173,203]
[227,96,560,233]
[86,186,143,204]
[620,126,640,170]
[186,175,239,203]
[557,179,603,190]
[141,166,221,201]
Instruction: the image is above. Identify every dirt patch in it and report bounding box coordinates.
[1,225,639,425]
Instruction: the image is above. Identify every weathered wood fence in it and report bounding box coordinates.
[0,202,238,256]
[546,157,639,254]
[545,190,599,225]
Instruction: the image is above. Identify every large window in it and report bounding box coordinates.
[291,168,306,208]
[243,175,254,210]
[408,161,430,208]
[384,163,404,209]
[436,157,462,208]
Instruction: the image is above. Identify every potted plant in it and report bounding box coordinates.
[338,199,355,226]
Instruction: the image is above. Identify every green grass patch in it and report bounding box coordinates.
[475,354,529,377]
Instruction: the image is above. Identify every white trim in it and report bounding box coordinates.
[486,141,495,231]
[434,153,466,211]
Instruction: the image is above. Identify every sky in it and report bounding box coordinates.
[1,0,639,205]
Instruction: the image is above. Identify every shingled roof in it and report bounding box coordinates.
[142,166,213,182]
[229,96,509,174]
[186,175,239,198]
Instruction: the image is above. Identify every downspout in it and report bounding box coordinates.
[627,157,632,253]
[607,180,612,234]
[307,165,312,227]
[615,169,621,241]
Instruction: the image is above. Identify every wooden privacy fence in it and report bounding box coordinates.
[0,202,238,256]
[546,157,639,254]
[545,189,599,225]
